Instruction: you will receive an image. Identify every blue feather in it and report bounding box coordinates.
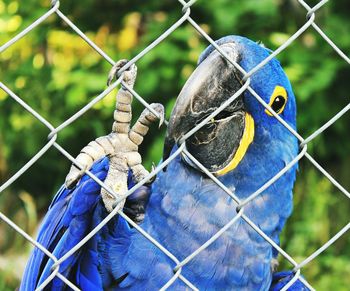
[270,271,310,291]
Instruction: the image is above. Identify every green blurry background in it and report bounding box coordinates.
[0,0,350,289]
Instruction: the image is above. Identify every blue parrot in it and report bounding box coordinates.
[21,35,303,290]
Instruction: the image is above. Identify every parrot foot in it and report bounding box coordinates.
[65,60,164,215]
[101,103,164,213]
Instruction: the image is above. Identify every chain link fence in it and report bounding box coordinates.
[1,0,350,290]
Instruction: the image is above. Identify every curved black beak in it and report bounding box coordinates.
[163,43,252,173]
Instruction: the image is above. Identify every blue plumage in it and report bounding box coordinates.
[21,35,301,290]
[271,271,310,290]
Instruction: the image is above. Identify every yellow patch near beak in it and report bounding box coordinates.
[215,112,255,176]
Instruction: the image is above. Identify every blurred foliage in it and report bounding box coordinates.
[0,0,350,289]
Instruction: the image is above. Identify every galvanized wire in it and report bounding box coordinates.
[0,0,349,290]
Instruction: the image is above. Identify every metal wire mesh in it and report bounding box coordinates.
[1,0,350,290]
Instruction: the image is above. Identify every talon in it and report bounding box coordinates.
[107,65,118,86]
[107,59,133,86]
[159,112,165,128]
[107,68,116,86]
[145,162,157,184]
[149,103,165,127]
[65,178,76,189]
[152,162,156,172]
[65,167,87,189]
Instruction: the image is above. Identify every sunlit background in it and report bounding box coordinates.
[0,0,350,289]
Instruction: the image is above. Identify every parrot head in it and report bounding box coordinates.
[163,35,297,175]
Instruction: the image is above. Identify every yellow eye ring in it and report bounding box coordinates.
[265,85,288,116]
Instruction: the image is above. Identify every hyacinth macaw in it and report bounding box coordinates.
[20,35,306,290]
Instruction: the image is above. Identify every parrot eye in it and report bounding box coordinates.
[265,85,288,116]
[271,96,286,112]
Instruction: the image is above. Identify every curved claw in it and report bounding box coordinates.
[143,163,156,184]
[65,166,87,189]
[107,70,116,87]
[107,59,137,87]
[148,103,165,128]
[148,162,157,184]
[107,60,125,86]
[158,111,165,128]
